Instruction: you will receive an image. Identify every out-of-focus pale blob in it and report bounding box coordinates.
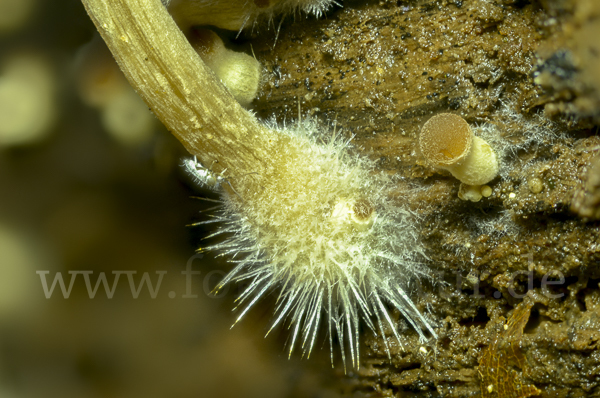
[0,54,56,146]
[75,38,156,146]
[0,0,36,34]
[101,88,156,146]
[75,38,129,108]
[0,223,42,319]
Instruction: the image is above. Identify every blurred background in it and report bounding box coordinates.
[0,0,341,396]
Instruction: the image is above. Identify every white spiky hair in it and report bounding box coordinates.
[187,118,436,369]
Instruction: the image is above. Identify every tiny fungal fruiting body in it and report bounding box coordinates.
[167,0,338,32]
[186,119,436,368]
[420,113,499,201]
[188,28,261,107]
[420,113,499,186]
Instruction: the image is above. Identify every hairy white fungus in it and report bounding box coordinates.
[168,0,339,32]
[187,119,437,369]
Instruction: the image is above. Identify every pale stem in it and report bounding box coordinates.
[80,0,277,189]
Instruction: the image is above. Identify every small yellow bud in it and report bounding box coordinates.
[458,183,483,202]
[481,185,493,197]
[527,177,544,194]
[189,28,261,107]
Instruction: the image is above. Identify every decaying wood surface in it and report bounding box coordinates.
[248,1,600,396]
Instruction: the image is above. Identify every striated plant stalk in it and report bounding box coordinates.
[80,0,436,369]
[80,0,278,192]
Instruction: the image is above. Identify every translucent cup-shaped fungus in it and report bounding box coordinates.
[419,113,498,186]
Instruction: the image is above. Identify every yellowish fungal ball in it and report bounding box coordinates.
[481,185,493,197]
[189,28,261,107]
[420,113,499,186]
[458,183,483,202]
[528,177,544,194]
